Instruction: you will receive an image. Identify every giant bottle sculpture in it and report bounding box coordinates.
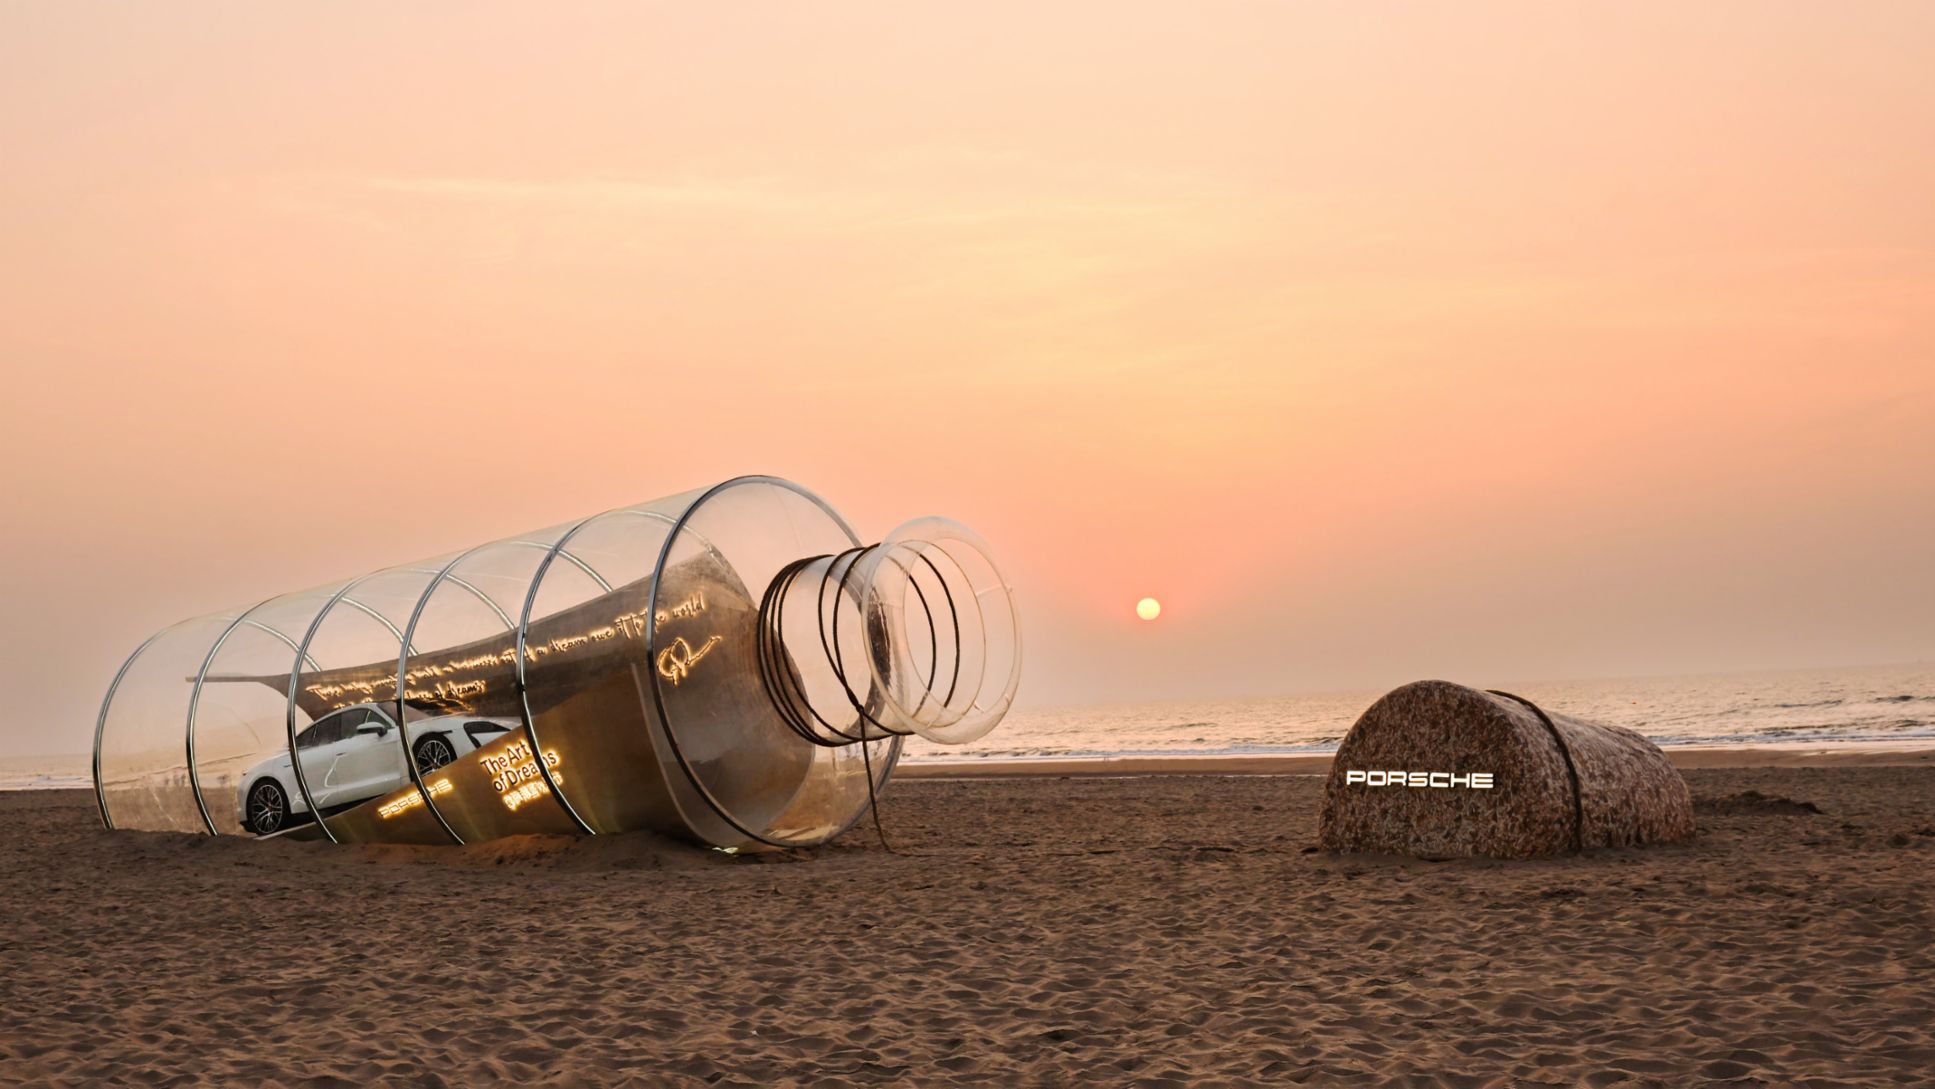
[92,477,1020,849]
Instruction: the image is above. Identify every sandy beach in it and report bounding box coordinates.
[4,757,1933,1087]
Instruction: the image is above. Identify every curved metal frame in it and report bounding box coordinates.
[509,516,606,836]
[757,553,873,746]
[642,475,899,849]
[757,540,967,748]
[336,594,412,644]
[515,508,687,837]
[182,605,268,835]
[857,538,986,737]
[185,605,331,836]
[838,543,972,734]
[286,571,430,845]
[394,537,588,844]
[860,526,1020,745]
[91,628,170,830]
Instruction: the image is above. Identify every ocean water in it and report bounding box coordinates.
[10,663,1931,788]
[900,662,1935,763]
[0,761,88,791]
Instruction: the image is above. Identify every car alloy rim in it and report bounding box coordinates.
[250,784,282,833]
[420,739,455,770]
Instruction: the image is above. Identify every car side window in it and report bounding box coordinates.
[297,712,339,750]
[298,708,368,749]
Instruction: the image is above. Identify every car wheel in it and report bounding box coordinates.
[246,779,289,836]
[414,734,457,772]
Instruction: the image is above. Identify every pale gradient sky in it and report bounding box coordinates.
[2,3,1932,759]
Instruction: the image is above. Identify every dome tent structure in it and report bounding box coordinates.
[1319,680,1694,859]
[92,477,1020,851]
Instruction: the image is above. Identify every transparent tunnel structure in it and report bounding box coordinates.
[92,477,1021,850]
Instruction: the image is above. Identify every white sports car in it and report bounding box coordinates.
[236,704,514,835]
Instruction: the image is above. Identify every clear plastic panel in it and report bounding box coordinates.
[190,587,343,836]
[518,499,691,836]
[761,548,884,745]
[97,613,239,832]
[755,516,1021,746]
[649,478,898,848]
[397,529,581,842]
[93,476,1019,849]
[290,562,457,845]
[862,517,1021,745]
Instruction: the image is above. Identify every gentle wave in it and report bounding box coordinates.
[901,663,1935,762]
[0,775,90,791]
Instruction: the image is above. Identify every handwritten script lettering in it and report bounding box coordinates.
[306,587,721,714]
[656,634,723,686]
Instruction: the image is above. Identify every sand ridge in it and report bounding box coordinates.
[3,768,1933,1086]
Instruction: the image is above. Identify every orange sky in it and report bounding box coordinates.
[2,3,1932,758]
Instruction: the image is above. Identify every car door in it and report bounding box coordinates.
[330,706,408,804]
[294,710,359,808]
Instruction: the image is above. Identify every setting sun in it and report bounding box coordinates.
[1136,597,1161,621]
